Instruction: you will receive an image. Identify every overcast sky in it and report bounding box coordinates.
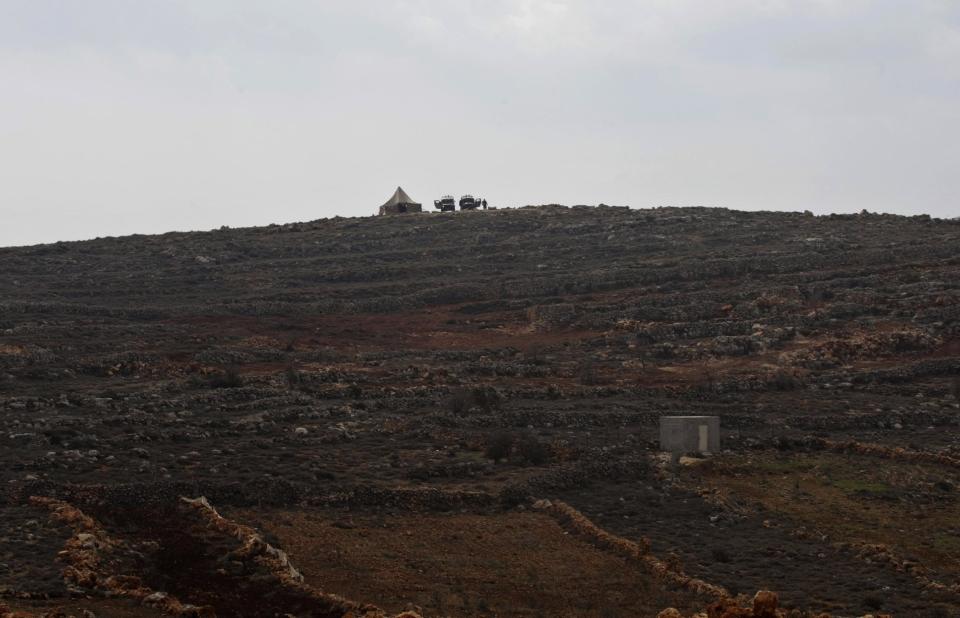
[1,1,958,246]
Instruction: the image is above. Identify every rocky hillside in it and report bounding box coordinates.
[2,205,960,617]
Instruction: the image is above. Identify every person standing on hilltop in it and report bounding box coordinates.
[482,199,487,210]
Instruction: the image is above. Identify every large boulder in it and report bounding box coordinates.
[752,590,779,617]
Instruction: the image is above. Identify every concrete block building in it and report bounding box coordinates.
[659,416,720,455]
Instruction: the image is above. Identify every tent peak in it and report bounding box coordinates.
[381,186,420,208]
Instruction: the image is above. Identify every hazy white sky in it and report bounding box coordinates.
[1,1,958,246]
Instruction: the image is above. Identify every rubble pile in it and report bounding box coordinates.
[658,590,893,618]
[29,497,213,617]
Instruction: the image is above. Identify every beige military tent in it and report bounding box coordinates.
[378,187,423,215]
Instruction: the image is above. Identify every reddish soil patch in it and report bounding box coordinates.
[2,599,165,617]
[230,508,699,617]
[170,307,598,354]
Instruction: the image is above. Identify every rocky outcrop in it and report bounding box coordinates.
[179,496,404,618]
[821,438,960,470]
[779,328,939,369]
[659,590,892,617]
[29,496,214,617]
[527,303,579,332]
[29,495,424,618]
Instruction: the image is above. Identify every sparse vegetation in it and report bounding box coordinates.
[447,386,502,414]
[484,432,513,461]
[578,359,599,386]
[447,388,474,414]
[2,206,960,615]
[769,369,800,391]
[862,595,884,611]
[515,432,550,465]
[711,548,731,563]
[207,367,244,389]
[695,448,960,607]
[831,478,893,496]
[284,365,301,386]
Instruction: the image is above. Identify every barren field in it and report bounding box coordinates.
[228,508,695,617]
[1,205,959,616]
[2,600,164,617]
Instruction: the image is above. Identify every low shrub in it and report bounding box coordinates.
[578,360,599,386]
[769,369,800,391]
[515,433,550,465]
[485,432,514,461]
[447,388,473,415]
[208,368,244,389]
[447,386,502,414]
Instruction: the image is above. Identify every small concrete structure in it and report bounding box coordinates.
[659,416,720,456]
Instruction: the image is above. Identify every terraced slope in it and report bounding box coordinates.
[1,205,959,616]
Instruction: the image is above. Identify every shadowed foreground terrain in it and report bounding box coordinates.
[2,205,960,616]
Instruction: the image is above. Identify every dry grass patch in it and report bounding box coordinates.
[691,452,960,579]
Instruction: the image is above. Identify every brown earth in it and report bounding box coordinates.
[1,599,166,617]
[228,508,698,617]
[2,205,960,615]
[690,450,960,590]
